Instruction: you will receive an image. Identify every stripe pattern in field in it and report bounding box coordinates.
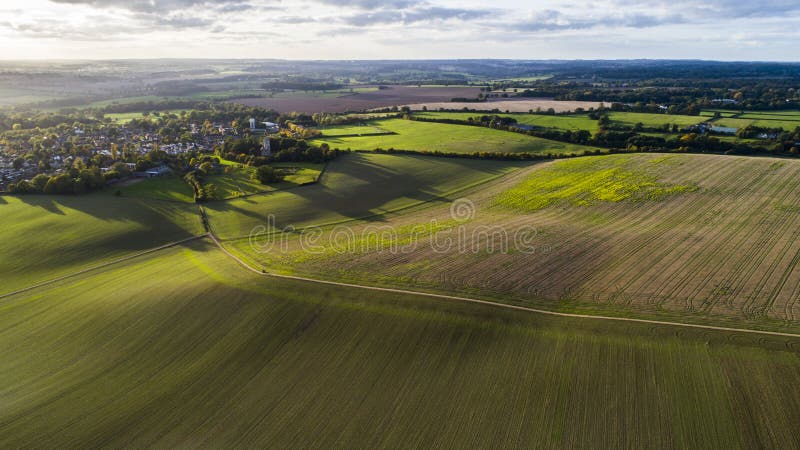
[4,241,800,447]
[229,153,800,327]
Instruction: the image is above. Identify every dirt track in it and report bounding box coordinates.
[207,233,800,340]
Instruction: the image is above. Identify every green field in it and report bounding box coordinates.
[701,110,740,118]
[738,111,800,119]
[0,194,202,294]
[206,163,322,199]
[607,112,708,128]
[2,239,800,447]
[313,119,602,154]
[205,152,526,239]
[110,176,195,202]
[716,116,800,132]
[318,123,392,136]
[412,111,599,132]
[105,109,187,123]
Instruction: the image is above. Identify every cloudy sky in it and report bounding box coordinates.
[0,0,798,60]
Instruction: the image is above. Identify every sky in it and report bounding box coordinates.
[0,0,798,61]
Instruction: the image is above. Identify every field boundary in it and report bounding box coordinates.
[208,233,800,339]
[0,234,209,300]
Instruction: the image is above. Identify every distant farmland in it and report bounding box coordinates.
[607,112,708,129]
[715,112,800,132]
[412,111,599,132]
[313,119,603,154]
[401,99,604,113]
[232,85,481,113]
[225,153,800,331]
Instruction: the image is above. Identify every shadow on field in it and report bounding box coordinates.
[271,153,495,220]
[17,195,66,215]
[13,194,200,242]
[203,152,525,236]
[0,195,8,205]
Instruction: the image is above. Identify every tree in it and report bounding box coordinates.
[252,165,283,184]
[31,174,49,192]
[204,183,217,200]
[199,161,213,175]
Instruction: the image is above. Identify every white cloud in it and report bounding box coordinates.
[0,0,795,60]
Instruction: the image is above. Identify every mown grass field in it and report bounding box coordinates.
[207,163,323,199]
[411,111,599,132]
[109,163,323,201]
[0,194,202,294]
[716,114,800,132]
[607,112,708,128]
[2,239,800,447]
[701,110,740,118]
[317,123,392,136]
[105,109,187,123]
[313,119,602,154]
[205,152,527,239]
[110,175,195,202]
[225,153,800,331]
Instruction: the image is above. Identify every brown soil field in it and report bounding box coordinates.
[226,153,800,330]
[402,99,605,113]
[231,85,481,113]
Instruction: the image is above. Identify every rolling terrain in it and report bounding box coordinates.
[2,239,800,447]
[223,153,800,332]
[0,194,202,294]
[204,152,527,239]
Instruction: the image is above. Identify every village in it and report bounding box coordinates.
[0,117,279,191]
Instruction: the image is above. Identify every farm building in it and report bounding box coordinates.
[710,126,738,135]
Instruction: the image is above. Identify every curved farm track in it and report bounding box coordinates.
[222,153,800,332]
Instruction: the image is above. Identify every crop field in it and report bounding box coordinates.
[607,112,708,128]
[0,194,202,294]
[2,240,800,447]
[233,85,482,113]
[640,132,768,147]
[313,119,602,154]
[402,99,603,113]
[412,111,599,132]
[224,153,800,331]
[204,152,526,239]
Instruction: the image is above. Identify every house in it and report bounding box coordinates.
[145,165,171,178]
[249,118,280,134]
[710,126,738,135]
